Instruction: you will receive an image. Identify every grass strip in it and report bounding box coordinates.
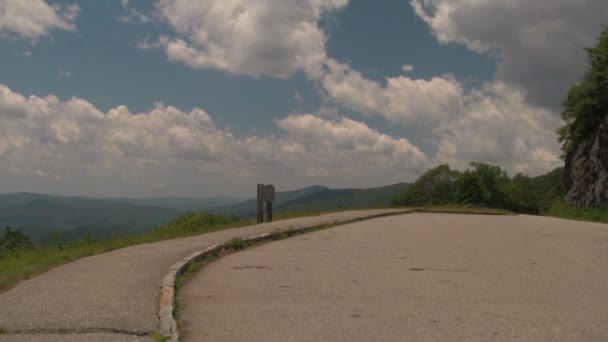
[545,202,608,223]
[0,210,333,293]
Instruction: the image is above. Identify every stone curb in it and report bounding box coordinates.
[156,208,509,340]
[157,210,414,341]
[158,243,222,342]
[413,208,511,215]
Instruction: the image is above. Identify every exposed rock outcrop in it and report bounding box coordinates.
[564,115,608,208]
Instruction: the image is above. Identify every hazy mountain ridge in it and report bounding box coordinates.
[275,183,410,213]
[0,193,182,243]
[208,183,409,216]
[110,196,244,212]
[0,183,408,243]
[207,185,329,216]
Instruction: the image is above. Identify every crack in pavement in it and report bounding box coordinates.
[0,327,151,336]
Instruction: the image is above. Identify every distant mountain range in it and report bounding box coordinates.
[207,185,329,215]
[275,183,409,213]
[207,183,410,216]
[0,183,408,243]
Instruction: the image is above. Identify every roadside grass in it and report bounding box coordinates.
[410,205,514,215]
[409,203,608,224]
[0,220,243,292]
[545,201,608,223]
[0,209,351,293]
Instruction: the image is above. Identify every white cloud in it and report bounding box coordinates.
[322,59,464,125]
[59,68,71,78]
[275,114,430,182]
[402,64,413,73]
[150,0,348,78]
[0,0,79,43]
[0,84,428,196]
[293,90,303,103]
[278,114,427,160]
[321,59,562,176]
[410,0,608,109]
[117,0,152,24]
[434,82,563,175]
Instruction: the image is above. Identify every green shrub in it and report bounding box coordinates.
[547,201,608,223]
[0,227,34,258]
[393,162,569,216]
[225,237,248,251]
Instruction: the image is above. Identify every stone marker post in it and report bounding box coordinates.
[257,184,275,223]
[257,184,263,223]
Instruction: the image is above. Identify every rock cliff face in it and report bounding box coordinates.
[564,115,608,207]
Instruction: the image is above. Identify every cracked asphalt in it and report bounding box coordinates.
[0,209,406,341]
[180,213,608,341]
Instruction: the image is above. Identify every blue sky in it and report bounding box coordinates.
[0,0,606,197]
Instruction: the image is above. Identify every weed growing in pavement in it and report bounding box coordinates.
[225,237,249,250]
[149,331,167,342]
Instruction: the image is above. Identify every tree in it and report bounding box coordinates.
[455,170,490,205]
[505,174,540,214]
[0,226,33,258]
[468,162,509,207]
[392,164,461,206]
[559,25,608,154]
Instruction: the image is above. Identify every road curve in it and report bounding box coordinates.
[0,209,407,341]
[179,213,608,341]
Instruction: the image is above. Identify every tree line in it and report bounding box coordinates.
[391,162,565,215]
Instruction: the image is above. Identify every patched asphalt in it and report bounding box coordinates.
[179,214,608,341]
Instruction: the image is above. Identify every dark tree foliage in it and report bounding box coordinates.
[559,25,608,154]
[505,174,541,214]
[392,162,566,215]
[455,170,491,205]
[391,164,461,206]
[0,226,34,257]
[464,162,509,207]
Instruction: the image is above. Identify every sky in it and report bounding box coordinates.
[0,0,606,198]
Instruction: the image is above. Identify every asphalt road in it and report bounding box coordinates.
[0,209,405,341]
[179,213,608,341]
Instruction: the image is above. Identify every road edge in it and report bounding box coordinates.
[157,209,416,341]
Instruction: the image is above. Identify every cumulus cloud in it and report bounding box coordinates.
[278,114,427,161]
[0,0,79,43]
[434,82,562,175]
[322,59,464,125]
[149,0,348,78]
[0,84,428,196]
[321,59,562,175]
[410,0,608,110]
[402,64,414,73]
